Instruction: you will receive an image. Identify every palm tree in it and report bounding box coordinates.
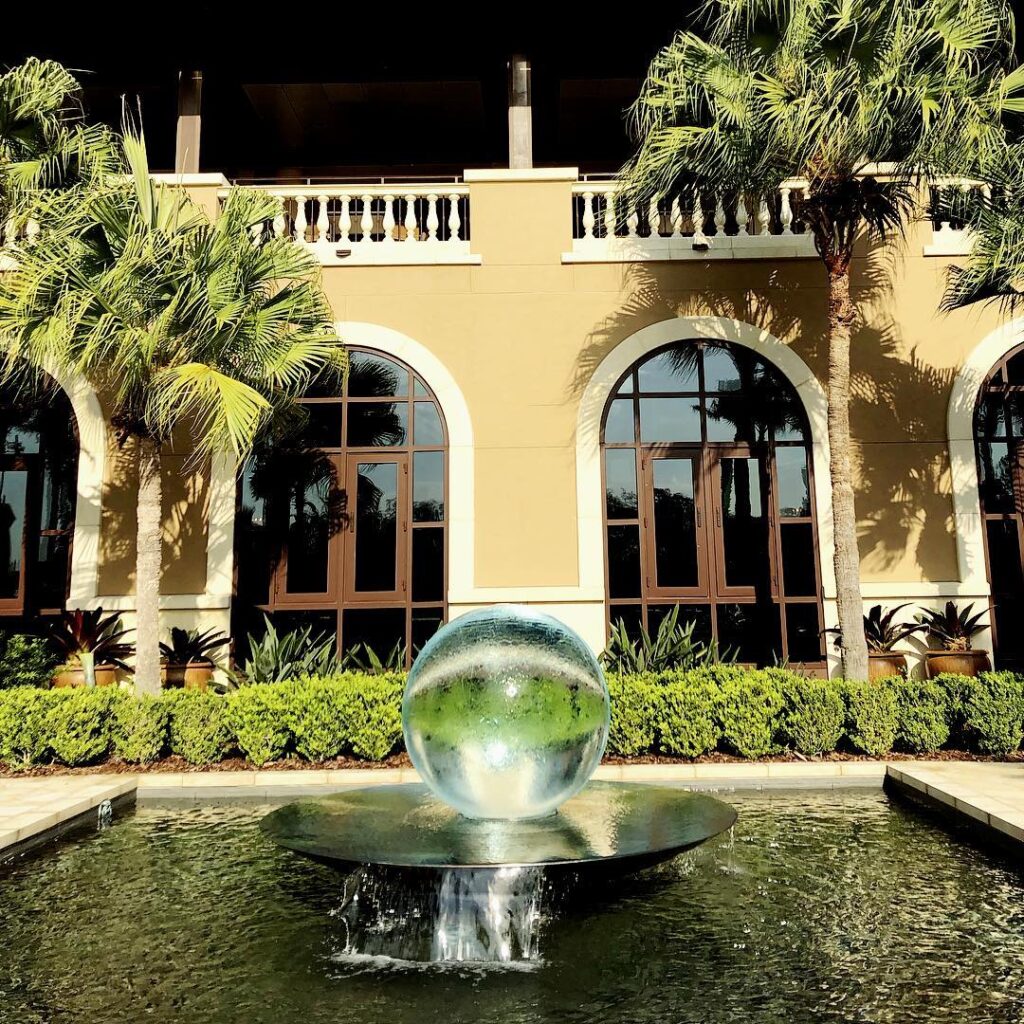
[0,126,345,694]
[622,0,1020,678]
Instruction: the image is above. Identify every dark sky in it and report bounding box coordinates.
[3,3,1021,178]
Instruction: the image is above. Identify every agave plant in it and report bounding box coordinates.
[234,615,340,686]
[916,602,989,652]
[826,604,927,653]
[159,627,230,667]
[601,605,733,674]
[340,640,408,674]
[48,608,134,670]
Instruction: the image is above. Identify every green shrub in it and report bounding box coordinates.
[0,633,57,689]
[287,677,348,761]
[780,676,845,754]
[937,672,1024,754]
[228,686,292,765]
[167,690,234,765]
[654,672,719,757]
[0,687,57,766]
[46,689,114,766]
[717,669,785,758]
[606,674,658,756]
[843,680,898,756]
[891,677,950,753]
[331,673,404,760]
[111,694,168,763]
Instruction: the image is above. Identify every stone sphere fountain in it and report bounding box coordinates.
[261,605,736,962]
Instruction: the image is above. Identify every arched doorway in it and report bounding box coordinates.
[233,347,447,664]
[0,378,79,619]
[601,338,825,668]
[974,343,1024,668]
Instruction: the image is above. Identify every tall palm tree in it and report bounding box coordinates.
[0,127,345,694]
[622,0,1020,678]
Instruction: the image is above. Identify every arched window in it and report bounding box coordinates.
[601,339,824,667]
[0,378,79,619]
[974,344,1024,669]
[233,348,447,664]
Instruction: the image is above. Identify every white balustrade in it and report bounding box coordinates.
[222,184,476,266]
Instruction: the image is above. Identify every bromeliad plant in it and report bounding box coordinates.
[826,604,927,652]
[48,608,134,671]
[159,627,230,667]
[601,604,733,674]
[916,602,988,652]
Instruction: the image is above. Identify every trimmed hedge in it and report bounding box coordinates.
[2,669,1024,769]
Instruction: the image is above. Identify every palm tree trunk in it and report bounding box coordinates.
[825,257,869,679]
[135,436,163,696]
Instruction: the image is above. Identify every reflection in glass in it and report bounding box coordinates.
[0,470,27,599]
[637,347,699,392]
[1007,350,1024,385]
[413,378,429,398]
[978,441,1015,513]
[414,402,444,445]
[986,519,1024,594]
[285,464,332,593]
[354,462,399,591]
[412,528,444,601]
[976,396,1007,437]
[608,603,643,640]
[412,451,444,521]
[780,523,817,596]
[299,404,343,447]
[348,352,409,397]
[412,607,444,652]
[605,449,638,518]
[649,603,711,644]
[607,524,642,598]
[785,603,822,662]
[702,345,741,393]
[717,603,781,664]
[776,448,811,517]
[604,399,635,443]
[347,402,408,447]
[652,458,699,588]
[720,458,768,589]
[615,374,634,395]
[343,606,406,659]
[639,398,701,442]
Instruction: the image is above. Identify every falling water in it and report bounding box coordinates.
[333,865,548,964]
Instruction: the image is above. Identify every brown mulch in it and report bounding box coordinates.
[3,748,1024,778]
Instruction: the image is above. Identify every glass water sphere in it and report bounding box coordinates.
[402,605,610,820]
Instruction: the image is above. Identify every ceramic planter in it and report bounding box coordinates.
[867,652,908,680]
[52,664,118,688]
[925,649,991,678]
[162,661,214,690]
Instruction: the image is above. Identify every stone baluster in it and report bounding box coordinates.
[693,191,705,237]
[581,191,595,239]
[316,195,330,243]
[338,195,352,243]
[780,187,794,235]
[448,193,462,241]
[272,195,287,239]
[714,196,726,236]
[756,195,771,236]
[403,194,417,242]
[735,193,749,236]
[648,197,661,237]
[359,194,373,242]
[382,194,397,243]
[604,191,617,238]
[426,194,440,241]
[626,198,639,237]
[670,195,682,237]
[293,195,308,243]
[24,219,39,243]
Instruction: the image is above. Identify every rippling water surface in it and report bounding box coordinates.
[2,790,1024,1023]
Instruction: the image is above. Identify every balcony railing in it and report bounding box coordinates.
[225,184,479,266]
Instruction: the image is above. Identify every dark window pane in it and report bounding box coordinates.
[412,528,444,601]
[267,610,336,647]
[637,347,699,392]
[994,598,1024,666]
[35,534,70,609]
[348,352,409,397]
[413,451,444,522]
[412,607,444,653]
[1007,350,1024,385]
[705,394,756,443]
[702,344,742,393]
[776,448,811,517]
[986,519,1024,595]
[354,462,398,592]
[649,603,711,645]
[652,458,699,588]
[605,449,638,519]
[785,603,823,662]
[414,402,444,445]
[298,403,343,447]
[347,402,408,447]
[608,604,643,641]
[780,523,817,596]
[604,399,635,443]
[639,397,701,442]
[720,458,769,588]
[342,607,406,662]
[977,441,1016,513]
[976,395,1007,438]
[607,524,642,598]
[236,468,271,604]
[285,466,332,594]
[1010,395,1024,437]
[717,603,781,665]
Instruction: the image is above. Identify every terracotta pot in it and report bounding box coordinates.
[161,663,187,688]
[925,649,991,678]
[868,652,908,680]
[161,662,213,690]
[52,665,118,688]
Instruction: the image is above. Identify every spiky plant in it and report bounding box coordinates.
[622,0,1021,678]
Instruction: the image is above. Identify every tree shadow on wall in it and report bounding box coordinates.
[570,241,962,585]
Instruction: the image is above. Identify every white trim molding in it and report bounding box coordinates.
[947,317,1024,595]
[337,322,476,603]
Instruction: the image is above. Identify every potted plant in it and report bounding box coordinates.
[916,602,991,677]
[826,605,926,679]
[159,627,230,690]
[48,609,134,687]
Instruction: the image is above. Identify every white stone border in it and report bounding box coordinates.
[574,316,841,666]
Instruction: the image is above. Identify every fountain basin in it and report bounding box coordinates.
[260,781,737,871]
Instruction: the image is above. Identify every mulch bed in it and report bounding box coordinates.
[3,748,1024,778]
